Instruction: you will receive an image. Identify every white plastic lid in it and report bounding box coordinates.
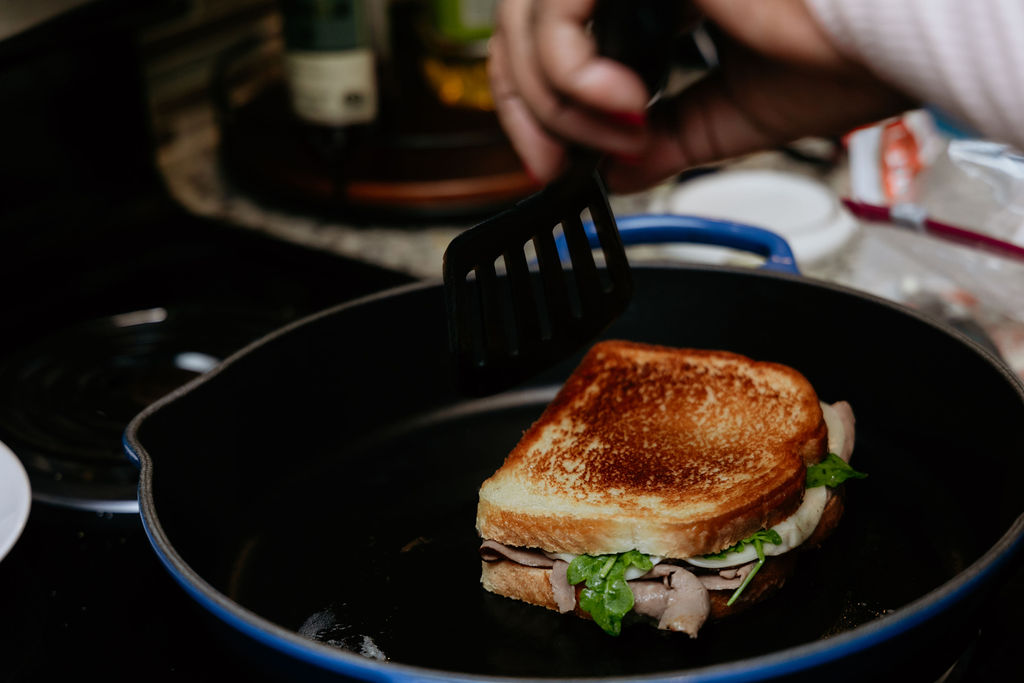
[651,169,859,270]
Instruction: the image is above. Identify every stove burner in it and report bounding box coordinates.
[0,305,293,513]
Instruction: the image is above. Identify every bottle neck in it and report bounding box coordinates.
[281,0,370,51]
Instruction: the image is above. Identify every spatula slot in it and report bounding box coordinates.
[548,222,583,322]
[561,212,606,320]
[579,207,613,293]
[522,240,540,273]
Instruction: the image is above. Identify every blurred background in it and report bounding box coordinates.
[7,0,1024,333]
[1,1,1023,680]
[12,0,1018,357]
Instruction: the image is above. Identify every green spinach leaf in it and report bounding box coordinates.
[567,550,653,635]
[806,453,867,488]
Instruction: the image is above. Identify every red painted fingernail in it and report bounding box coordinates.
[521,162,541,186]
[608,111,647,127]
[612,152,645,166]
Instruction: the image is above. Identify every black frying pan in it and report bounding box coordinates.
[124,218,1024,682]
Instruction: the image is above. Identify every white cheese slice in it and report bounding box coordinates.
[685,401,844,569]
[683,485,828,568]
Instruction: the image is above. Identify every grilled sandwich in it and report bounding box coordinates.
[476,341,861,636]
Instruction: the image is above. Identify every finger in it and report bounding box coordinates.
[499,0,649,155]
[489,30,567,181]
[602,74,766,192]
[532,0,650,115]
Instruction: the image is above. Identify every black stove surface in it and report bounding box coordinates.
[0,197,416,682]
[1,479,1022,683]
[0,200,413,514]
[0,508,276,682]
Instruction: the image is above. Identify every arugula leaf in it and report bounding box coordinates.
[806,453,867,489]
[695,454,867,609]
[565,452,867,634]
[703,529,782,561]
[566,555,611,587]
[726,535,769,606]
[702,529,782,606]
[567,550,653,635]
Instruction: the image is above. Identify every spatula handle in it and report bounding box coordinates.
[562,1,694,180]
[592,0,697,95]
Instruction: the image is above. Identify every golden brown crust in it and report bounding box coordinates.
[477,342,828,558]
[481,560,560,611]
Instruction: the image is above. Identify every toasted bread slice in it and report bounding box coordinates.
[476,341,827,559]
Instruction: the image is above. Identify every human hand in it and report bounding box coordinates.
[488,0,915,193]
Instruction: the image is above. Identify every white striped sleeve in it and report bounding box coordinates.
[806,0,1024,150]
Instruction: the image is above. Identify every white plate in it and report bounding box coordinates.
[0,439,30,562]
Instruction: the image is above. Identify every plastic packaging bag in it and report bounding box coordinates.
[846,111,1024,325]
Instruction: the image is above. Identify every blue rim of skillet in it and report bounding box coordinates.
[123,222,1024,682]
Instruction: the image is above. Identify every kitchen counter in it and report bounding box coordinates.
[152,97,831,281]
[152,95,1024,381]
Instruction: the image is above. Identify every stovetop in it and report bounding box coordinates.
[0,201,1021,681]
[0,195,415,681]
[0,507,273,682]
[0,197,412,515]
[0,211,1019,683]
[0,4,1020,676]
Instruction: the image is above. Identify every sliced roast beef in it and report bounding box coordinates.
[631,581,670,620]
[549,560,575,613]
[698,562,754,590]
[479,540,555,568]
[478,541,762,636]
[657,566,711,636]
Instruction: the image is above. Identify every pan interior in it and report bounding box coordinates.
[139,269,1024,679]
[222,388,975,677]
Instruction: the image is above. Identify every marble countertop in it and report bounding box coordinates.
[154,99,1024,378]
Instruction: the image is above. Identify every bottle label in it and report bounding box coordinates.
[456,0,494,30]
[434,0,495,43]
[285,48,378,127]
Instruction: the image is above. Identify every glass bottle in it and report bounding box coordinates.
[280,0,379,135]
[420,0,496,111]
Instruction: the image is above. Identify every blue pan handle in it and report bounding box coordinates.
[579,213,801,275]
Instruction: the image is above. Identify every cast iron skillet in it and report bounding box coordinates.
[124,217,1024,682]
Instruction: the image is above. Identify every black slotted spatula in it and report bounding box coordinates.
[443,0,687,395]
